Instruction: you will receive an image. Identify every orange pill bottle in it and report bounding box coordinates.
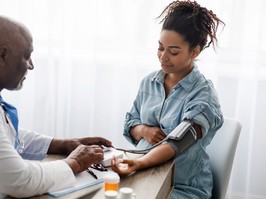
[104,173,120,192]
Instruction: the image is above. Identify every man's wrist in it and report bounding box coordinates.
[48,139,66,154]
[64,158,81,174]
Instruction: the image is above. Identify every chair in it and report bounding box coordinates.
[206,117,241,199]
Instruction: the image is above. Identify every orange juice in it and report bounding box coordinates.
[104,173,120,191]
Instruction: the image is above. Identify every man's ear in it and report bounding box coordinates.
[0,45,8,65]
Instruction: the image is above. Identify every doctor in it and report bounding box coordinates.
[0,15,112,198]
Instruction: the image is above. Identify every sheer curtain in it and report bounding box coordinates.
[0,0,265,198]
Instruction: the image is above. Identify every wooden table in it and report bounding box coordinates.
[88,153,175,199]
[3,154,175,199]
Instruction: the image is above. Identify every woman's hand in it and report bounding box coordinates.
[131,125,166,145]
[141,126,166,144]
[111,156,140,176]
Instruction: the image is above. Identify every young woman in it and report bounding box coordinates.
[112,1,225,198]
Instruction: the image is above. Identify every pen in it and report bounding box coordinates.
[86,168,98,179]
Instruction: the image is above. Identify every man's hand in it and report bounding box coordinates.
[64,144,104,174]
[48,137,113,155]
[64,137,113,155]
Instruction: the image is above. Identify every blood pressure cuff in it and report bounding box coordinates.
[164,125,198,159]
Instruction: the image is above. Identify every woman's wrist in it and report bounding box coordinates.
[135,158,147,170]
[130,125,147,141]
[137,125,147,138]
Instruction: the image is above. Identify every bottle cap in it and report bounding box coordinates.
[119,187,135,199]
[105,190,118,199]
[104,173,120,184]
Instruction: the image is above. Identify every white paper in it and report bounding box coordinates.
[48,169,114,197]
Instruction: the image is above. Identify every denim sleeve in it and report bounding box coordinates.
[123,80,144,146]
[123,112,141,146]
[182,81,223,136]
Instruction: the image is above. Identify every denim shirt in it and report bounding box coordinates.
[123,66,223,199]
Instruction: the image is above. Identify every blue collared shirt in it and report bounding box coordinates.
[123,66,223,199]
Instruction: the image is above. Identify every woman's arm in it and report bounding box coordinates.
[111,143,175,175]
[112,123,202,175]
[136,143,175,169]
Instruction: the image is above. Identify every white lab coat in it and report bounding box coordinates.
[0,106,76,198]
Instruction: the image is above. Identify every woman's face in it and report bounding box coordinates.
[157,30,199,79]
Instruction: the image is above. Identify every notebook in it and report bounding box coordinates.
[48,148,123,197]
[48,168,114,197]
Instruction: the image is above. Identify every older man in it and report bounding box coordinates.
[0,15,112,198]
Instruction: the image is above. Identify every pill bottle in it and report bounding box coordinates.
[119,187,136,199]
[104,173,120,192]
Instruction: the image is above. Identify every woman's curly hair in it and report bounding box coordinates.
[157,0,225,51]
